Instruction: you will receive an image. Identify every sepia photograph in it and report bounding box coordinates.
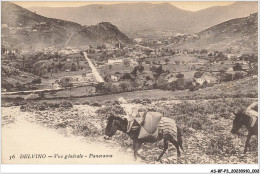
[0,0,258,170]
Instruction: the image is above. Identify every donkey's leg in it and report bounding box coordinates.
[133,140,139,160]
[177,126,184,152]
[156,138,169,161]
[136,141,146,160]
[169,138,181,157]
[244,133,252,153]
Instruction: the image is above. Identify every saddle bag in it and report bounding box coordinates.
[138,112,162,140]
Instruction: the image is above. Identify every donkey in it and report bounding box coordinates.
[231,110,258,153]
[105,115,183,161]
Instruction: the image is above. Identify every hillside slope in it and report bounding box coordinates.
[1,2,132,51]
[175,13,258,54]
[67,22,132,46]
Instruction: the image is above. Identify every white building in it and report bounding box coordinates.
[110,75,119,82]
[134,38,143,43]
[107,59,122,65]
[196,78,206,85]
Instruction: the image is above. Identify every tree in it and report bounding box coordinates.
[144,49,152,57]
[151,65,163,78]
[32,78,42,84]
[122,73,134,80]
[216,52,227,61]
[194,71,204,78]
[200,49,208,55]
[176,73,184,79]
[131,64,144,76]
[165,58,170,65]
[138,58,144,65]
[71,63,77,71]
[233,63,242,71]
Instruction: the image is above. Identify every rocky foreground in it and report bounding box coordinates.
[2,99,258,164]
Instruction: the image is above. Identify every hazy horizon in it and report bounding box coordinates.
[13,1,238,12]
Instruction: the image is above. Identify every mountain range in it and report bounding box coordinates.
[1,2,258,54]
[29,2,258,37]
[1,2,132,51]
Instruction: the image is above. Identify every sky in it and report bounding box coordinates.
[12,1,237,12]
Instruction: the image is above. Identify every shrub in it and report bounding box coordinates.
[90,102,102,107]
[131,98,142,104]
[48,102,60,108]
[176,78,185,90]
[25,100,72,111]
[233,63,242,71]
[96,105,126,119]
[32,78,42,84]
[190,119,203,130]
[61,101,73,108]
[71,121,101,137]
[234,71,245,80]
[206,134,237,155]
[194,71,204,78]
[142,98,152,104]
[176,73,184,79]
[157,79,170,90]
[146,76,151,80]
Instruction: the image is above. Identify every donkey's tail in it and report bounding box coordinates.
[177,126,184,152]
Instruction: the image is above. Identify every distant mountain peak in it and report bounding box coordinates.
[1,2,132,51]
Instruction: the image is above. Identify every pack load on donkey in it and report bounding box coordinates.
[245,102,258,127]
[138,111,162,140]
[128,107,178,142]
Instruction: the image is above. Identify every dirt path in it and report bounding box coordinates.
[1,107,140,164]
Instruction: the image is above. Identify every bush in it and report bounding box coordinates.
[142,98,152,104]
[71,121,101,137]
[61,101,73,108]
[176,73,184,79]
[48,102,60,108]
[219,73,233,82]
[25,100,72,111]
[131,98,142,104]
[194,71,204,78]
[206,134,237,155]
[233,63,242,71]
[96,105,126,120]
[90,102,102,107]
[176,78,185,90]
[234,71,245,80]
[32,78,42,84]
[190,119,203,130]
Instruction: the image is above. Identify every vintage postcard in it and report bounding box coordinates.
[1,0,259,169]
